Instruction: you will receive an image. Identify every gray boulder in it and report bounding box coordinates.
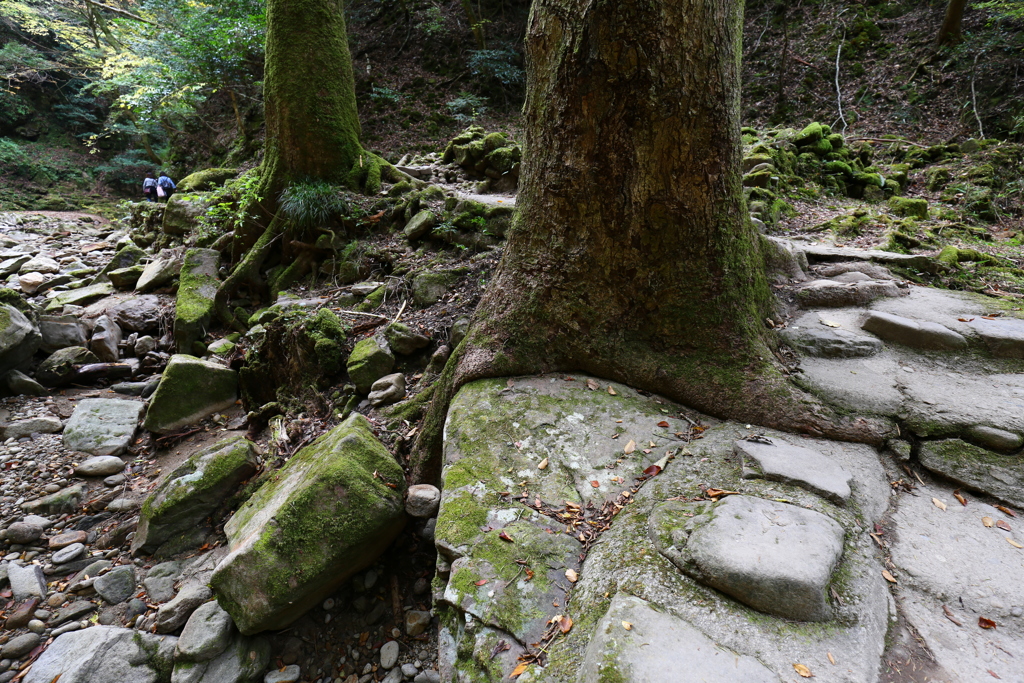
[795,279,905,307]
[779,325,881,358]
[346,337,395,394]
[35,346,100,386]
[163,194,212,236]
[8,563,46,600]
[176,600,234,663]
[968,425,1023,453]
[169,632,269,683]
[5,368,47,396]
[38,314,87,353]
[861,311,967,351]
[735,438,853,505]
[22,626,177,683]
[384,322,431,355]
[63,398,144,456]
[0,304,41,378]
[111,295,164,333]
[210,414,406,634]
[173,249,220,354]
[405,484,441,518]
[143,561,183,603]
[94,565,136,604]
[75,455,127,477]
[22,483,86,515]
[89,315,122,362]
[2,416,62,440]
[44,282,114,312]
[579,593,781,683]
[368,372,406,407]
[403,210,437,240]
[136,256,183,293]
[133,436,258,556]
[5,521,43,543]
[652,495,845,622]
[411,272,452,307]
[969,317,1024,358]
[156,583,212,634]
[143,355,237,434]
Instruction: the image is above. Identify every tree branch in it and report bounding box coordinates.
[82,0,156,25]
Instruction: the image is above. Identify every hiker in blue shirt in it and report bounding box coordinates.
[157,172,176,202]
[142,173,158,202]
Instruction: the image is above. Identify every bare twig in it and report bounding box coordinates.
[835,32,848,134]
[970,52,985,139]
[83,0,156,24]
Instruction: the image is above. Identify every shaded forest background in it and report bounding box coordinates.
[0,0,1022,213]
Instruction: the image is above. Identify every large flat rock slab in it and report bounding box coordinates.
[861,311,967,351]
[143,354,237,434]
[23,626,177,683]
[778,324,881,358]
[735,437,853,505]
[652,495,845,622]
[578,594,780,683]
[970,316,1024,358]
[890,480,1024,682]
[62,398,144,456]
[211,414,406,634]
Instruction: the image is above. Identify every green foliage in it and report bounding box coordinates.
[446,92,488,122]
[279,180,349,230]
[467,47,524,94]
[0,138,32,177]
[197,169,262,240]
[93,148,157,190]
[369,85,401,105]
[416,5,446,37]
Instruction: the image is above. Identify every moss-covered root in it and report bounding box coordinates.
[215,215,285,332]
[410,331,894,485]
[346,152,402,195]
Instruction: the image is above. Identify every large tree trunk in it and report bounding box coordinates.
[217,0,396,327]
[936,0,968,46]
[410,0,890,483]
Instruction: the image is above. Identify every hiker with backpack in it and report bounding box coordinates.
[157,172,176,202]
[142,173,158,202]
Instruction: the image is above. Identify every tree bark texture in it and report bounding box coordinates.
[936,0,968,46]
[411,0,890,482]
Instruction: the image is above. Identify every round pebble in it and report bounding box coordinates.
[26,620,45,634]
[379,640,399,669]
[52,542,86,564]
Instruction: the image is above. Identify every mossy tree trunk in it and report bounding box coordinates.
[411,0,891,483]
[218,0,397,327]
[936,0,968,46]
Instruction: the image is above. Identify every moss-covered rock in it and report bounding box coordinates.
[173,248,220,354]
[404,209,437,240]
[161,193,212,236]
[925,166,951,192]
[92,244,147,284]
[176,168,238,193]
[143,354,238,434]
[919,439,1024,508]
[793,122,826,146]
[0,304,40,379]
[108,265,145,290]
[346,337,394,393]
[412,271,455,307]
[888,196,928,219]
[35,346,98,386]
[210,413,406,635]
[132,436,259,556]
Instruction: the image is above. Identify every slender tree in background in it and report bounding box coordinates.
[937,0,968,45]
[215,0,400,327]
[411,0,890,482]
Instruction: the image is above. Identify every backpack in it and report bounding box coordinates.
[158,176,174,189]
[143,178,157,189]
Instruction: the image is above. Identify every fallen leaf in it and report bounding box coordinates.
[565,569,578,583]
[793,663,814,677]
[524,569,534,581]
[988,670,1001,679]
[643,464,662,476]
[558,616,573,633]
[1009,538,1023,549]
[657,421,670,428]
[983,516,995,527]
[932,498,947,511]
[996,505,1018,517]
[509,663,529,678]
[881,570,897,583]
[827,652,836,665]
[607,386,617,395]
[621,621,633,630]
[623,440,636,454]
[942,604,962,626]
[475,579,488,586]
[958,317,975,322]
[705,488,738,499]
[996,520,1012,531]
[590,480,600,488]
[499,531,514,543]
[538,458,548,470]
[979,616,997,629]
[586,379,599,390]
[953,489,967,506]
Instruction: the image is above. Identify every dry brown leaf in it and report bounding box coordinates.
[586,379,599,391]
[538,458,548,470]
[475,579,488,586]
[623,440,636,454]
[932,498,947,511]
[881,570,897,583]
[499,531,514,542]
[958,317,975,322]
[509,662,529,678]
[827,652,836,665]
[942,604,962,626]
[793,663,814,677]
[565,569,578,583]
[996,520,1012,531]
[607,386,617,395]
[559,616,573,634]
[590,480,600,488]
[953,489,967,506]
[657,421,670,428]
[996,505,1017,517]
[1009,538,1023,549]
[979,616,997,629]
[983,516,995,527]
[705,488,739,500]
[621,621,632,630]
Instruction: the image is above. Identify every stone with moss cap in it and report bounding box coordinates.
[889,196,928,219]
[0,304,40,378]
[176,168,238,193]
[919,439,1024,508]
[346,336,394,393]
[174,248,221,354]
[143,354,238,434]
[162,193,213,236]
[132,436,259,556]
[90,243,147,286]
[210,413,406,634]
[579,593,781,683]
[44,282,114,312]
